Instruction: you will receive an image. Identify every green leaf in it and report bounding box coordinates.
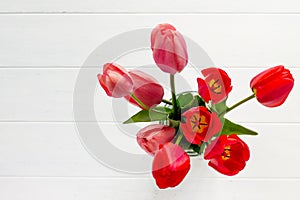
[212,100,228,115]
[221,118,258,136]
[123,107,170,124]
[152,106,173,113]
[176,94,206,114]
[177,93,194,108]
[192,95,206,107]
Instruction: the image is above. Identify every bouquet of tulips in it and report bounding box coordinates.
[97,23,294,189]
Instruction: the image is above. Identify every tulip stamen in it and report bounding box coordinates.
[190,113,209,133]
[208,79,222,94]
[222,146,231,160]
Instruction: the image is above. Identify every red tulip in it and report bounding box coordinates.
[151,23,188,74]
[136,124,176,155]
[125,70,164,109]
[204,134,250,176]
[197,68,232,104]
[152,142,190,189]
[97,63,133,98]
[250,65,294,107]
[180,106,222,145]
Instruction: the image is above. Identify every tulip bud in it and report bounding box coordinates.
[151,23,188,74]
[204,134,250,176]
[152,142,190,189]
[125,70,164,109]
[197,67,232,104]
[136,124,176,155]
[250,65,294,107]
[97,63,133,98]
[180,106,222,145]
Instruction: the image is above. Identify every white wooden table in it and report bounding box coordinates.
[0,1,300,199]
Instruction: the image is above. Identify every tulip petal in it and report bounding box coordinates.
[125,70,164,109]
[250,65,294,107]
[199,67,232,104]
[97,63,133,98]
[204,135,227,160]
[136,124,176,155]
[205,135,250,176]
[151,23,188,74]
[197,78,211,103]
[152,143,190,189]
[181,106,221,144]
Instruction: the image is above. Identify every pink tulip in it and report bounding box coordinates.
[137,124,176,155]
[125,70,164,109]
[151,23,188,74]
[97,63,133,98]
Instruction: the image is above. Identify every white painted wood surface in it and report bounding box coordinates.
[1,0,300,199]
[1,0,300,13]
[0,68,298,122]
[0,122,299,178]
[1,178,298,200]
[1,15,300,67]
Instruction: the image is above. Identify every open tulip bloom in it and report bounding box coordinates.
[97,23,295,189]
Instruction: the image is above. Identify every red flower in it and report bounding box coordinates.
[204,134,250,176]
[180,106,222,145]
[125,70,164,109]
[151,23,188,74]
[197,68,232,104]
[97,63,133,98]
[152,142,190,189]
[250,65,294,107]
[136,124,176,155]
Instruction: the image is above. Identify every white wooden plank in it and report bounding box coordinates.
[0,177,299,200]
[0,14,300,67]
[0,122,136,177]
[0,68,298,122]
[1,0,300,13]
[0,122,299,178]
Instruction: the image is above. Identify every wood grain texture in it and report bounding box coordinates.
[0,0,300,13]
[0,15,300,67]
[0,68,298,122]
[0,122,299,178]
[1,5,299,199]
[0,177,299,200]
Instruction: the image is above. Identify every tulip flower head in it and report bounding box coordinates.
[97,63,133,98]
[204,134,250,176]
[180,106,222,145]
[124,70,164,109]
[151,23,188,74]
[250,65,294,107]
[197,67,232,104]
[136,124,176,155]
[152,142,190,189]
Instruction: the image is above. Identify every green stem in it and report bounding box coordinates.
[130,93,149,110]
[162,99,173,105]
[224,94,256,115]
[170,74,179,119]
[130,93,171,115]
[175,133,183,145]
[168,119,180,129]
